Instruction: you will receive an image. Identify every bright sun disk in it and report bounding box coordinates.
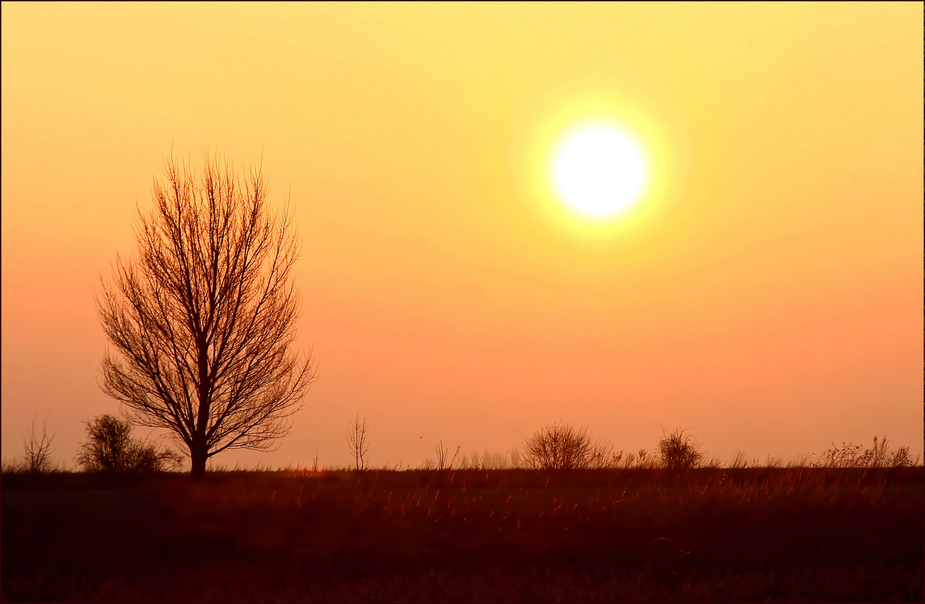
[552,123,648,219]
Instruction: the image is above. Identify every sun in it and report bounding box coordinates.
[551,122,648,219]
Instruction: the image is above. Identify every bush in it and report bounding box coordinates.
[523,422,596,470]
[75,414,182,473]
[22,418,56,472]
[656,428,704,470]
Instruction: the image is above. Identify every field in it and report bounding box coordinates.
[3,467,922,602]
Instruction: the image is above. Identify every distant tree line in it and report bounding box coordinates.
[3,414,179,474]
[2,415,921,475]
[520,423,703,471]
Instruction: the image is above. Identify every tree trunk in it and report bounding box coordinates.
[190,441,208,477]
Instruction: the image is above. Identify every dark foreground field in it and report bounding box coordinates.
[3,467,922,602]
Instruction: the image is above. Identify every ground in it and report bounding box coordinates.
[2,467,922,602]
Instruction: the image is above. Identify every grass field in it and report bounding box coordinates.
[2,467,922,602]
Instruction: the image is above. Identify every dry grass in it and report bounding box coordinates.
[3,467,922,602]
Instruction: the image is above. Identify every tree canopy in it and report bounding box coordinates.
[97,155,316,476]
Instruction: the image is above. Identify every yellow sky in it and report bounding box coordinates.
[2,3,922,468]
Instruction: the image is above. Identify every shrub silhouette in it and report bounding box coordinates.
[523,422,595,470]
[346,414,370,471]
[814,435,918,468]
[656,428,704,470]
[75,414,182,473]
[22,418,56,473]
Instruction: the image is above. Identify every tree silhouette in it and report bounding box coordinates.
[97,155,316,476]
[656,428,703,470]
[523,422,594,471]
[75,414,182,473]
[22,418,55,473]
[346,415,369,471]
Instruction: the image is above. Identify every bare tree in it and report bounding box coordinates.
[97,154,316,476]
[23,418,55,473]
[75,414,182,473]
[656,428,704,471]
[523,422,594,471]
[347,415,369,471]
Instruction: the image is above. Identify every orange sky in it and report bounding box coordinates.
[2,3,922,469]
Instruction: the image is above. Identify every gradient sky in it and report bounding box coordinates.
[2,3,922,470]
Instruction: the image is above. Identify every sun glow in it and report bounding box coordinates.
[513,89,684,244]
[552,122,648,219]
